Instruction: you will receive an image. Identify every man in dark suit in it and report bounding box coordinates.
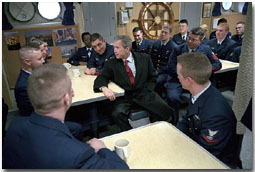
[166,27,222,125]
[85,33,115,75]
[176,53,239,169]
[67,32,95,65]
[208,23,237,60]
[3,63,129,169]
[132,27,153,55]
[231,22,245,47]
[172,19,189,45]
[209,18,231,40]
[15,46,45,116]
[151,24,177,96]
[94,35,173,131]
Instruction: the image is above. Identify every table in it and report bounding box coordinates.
[68,65,124,136]
[215,59,239,74]
[101,121,228,169]
[68,65,124,106]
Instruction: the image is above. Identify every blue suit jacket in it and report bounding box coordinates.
[231,34,243,47]
[201,37,209,45]
[167,43,222,80]
[172,32,189,45]
[226,46,241,62]
[14,70,33,116]
[208,37,237,60]
[67,46,95,65]
[87,43,115,73]
[151,40,177,74]
[132,38,153,55]
[3,112,129,169]
[177,84,238,168]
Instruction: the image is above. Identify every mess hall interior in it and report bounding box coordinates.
[1,2,253,170]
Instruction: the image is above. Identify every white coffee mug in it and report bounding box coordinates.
[72,69,80,77]
[114,138,130,161]
[63,63,71,69]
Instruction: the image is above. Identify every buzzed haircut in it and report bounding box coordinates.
[27,63,71,114]
[237,21,245,26]
[132,27,143,33]
[19,46,40,61]
[162,24,172,33]
[190,27,205,40]
[217,18,227,25]
[114,35,132,49]
[179,19,188,25]
[219,23,230,32]
[81,32,91,41]
[91,33,104,42]
[177,52,212,85]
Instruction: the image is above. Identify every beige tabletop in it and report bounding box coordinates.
[68,65,124,106]
[216,59,239,74]
[101,121,228,169]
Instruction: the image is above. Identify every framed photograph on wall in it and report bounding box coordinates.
[202,3,212,18]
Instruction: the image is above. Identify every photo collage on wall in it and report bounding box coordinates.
[4,32,21,50]
[53,27,77,58]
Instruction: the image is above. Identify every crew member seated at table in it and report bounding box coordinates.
[172,19,189,45]
[3,63,129,169]
[151,24,177,96]
[209,18,231,40]
[94,35,173,131]
[26,37,50,64]
[14,46,83,140]
[200,24,209,45]
[165,27,222,125]
[85,33,114,75]
[208,23,238,60]
[231,22,245,47]
[15,46,45,116]
[176,53,240,169]
[131,27,153,55]
[67,32,94,66]
[226,46,242,63]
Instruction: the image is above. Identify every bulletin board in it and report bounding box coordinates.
[2,24,81,89]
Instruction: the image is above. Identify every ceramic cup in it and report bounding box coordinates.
[63,63,71,69]
[72,69,80,77]
[114,138,130,161]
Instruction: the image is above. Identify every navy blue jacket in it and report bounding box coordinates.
[67,46,95,66]
[172,32,189,45]
[167,43,222,81]
[231,34,243,47]
[87,43,115,73]
[201,37,209,45]
[14,70,33,116]
[226,46,241,63]
[177,84,239,168]
[151,40,177,74]
[132,38,153,55]
[3,112,129,169]
[208,37,238,60]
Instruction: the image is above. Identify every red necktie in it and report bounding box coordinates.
[125,60,134,86]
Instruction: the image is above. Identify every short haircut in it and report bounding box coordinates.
[114,35,132,49]
[162,24,172,33]
[81,32,91,41]
[19,46,40,61]
[91,33,104,42]
[179,19,188,25]
[217,18,227,25]
[27,63,71,114]
[132,27,143,33]
[218,23,230,32]
[26,37,44,49]
[177,52,212,85]
[200,24,208,33]
[236,21,245,26]
[190,27,205,40]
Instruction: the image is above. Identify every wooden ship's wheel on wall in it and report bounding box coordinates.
[133,2,175,40]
